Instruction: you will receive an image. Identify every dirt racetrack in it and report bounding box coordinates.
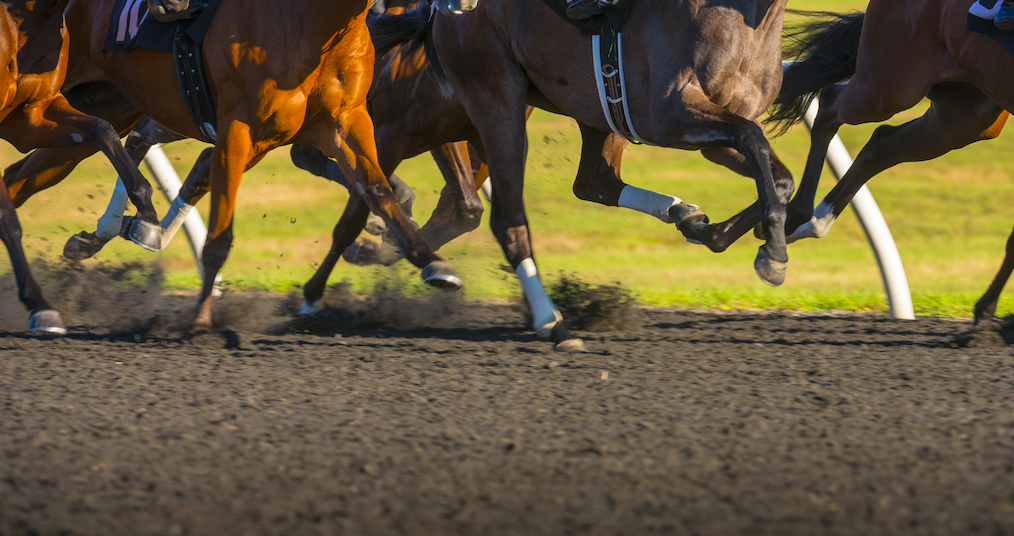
[2,273,1014,535]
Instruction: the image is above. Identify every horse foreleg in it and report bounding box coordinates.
[0,96,163,251]
[321,107,457,288]
[66,116,189,260]
[192,120,257,334]
[0,177,65,334]
[662,89,787,286]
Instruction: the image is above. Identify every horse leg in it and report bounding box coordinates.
[65,117,188,260]
[789,84,1006,244]
[0,177,65,334]
[192,120,264,334]
[782,84,847,237]
[290,143,412,237]
[663,90,787,286]
[677,146,794,251]
[299,193,371,314]
[315,107,454,287]
[0,96,162,251]
[975,225,1014,324]
[413,142,484,249]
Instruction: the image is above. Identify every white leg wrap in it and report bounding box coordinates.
[95,178,129,239]
[617,185,682,223]
[159,195,196,250]
[786,200,837,244]
[515,258,562,337]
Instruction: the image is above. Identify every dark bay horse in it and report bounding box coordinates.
[0,0,162,334]
[768,2,1014,323]
[373,0,794,347]
[2,0,456,333]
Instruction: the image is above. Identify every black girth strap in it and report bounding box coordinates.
[597,26,639,144]
[173,23,217,141]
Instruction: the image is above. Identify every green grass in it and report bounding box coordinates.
[4,0,1013,318]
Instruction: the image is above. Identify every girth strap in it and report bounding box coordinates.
[173,23,217,141]
[592,29,647,145]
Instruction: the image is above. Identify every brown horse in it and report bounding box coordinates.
[2,0,457,334]
[768,3,1014,323]
[0,0,162,334]
[372,0,795,347]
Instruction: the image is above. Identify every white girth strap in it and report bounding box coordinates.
[591,33,648,145]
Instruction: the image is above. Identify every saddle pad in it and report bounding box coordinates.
[967,0,1014,56]
[539,0,629,36]
[104,0,222,54]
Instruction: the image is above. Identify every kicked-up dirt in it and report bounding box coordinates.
[1,273,1013,535]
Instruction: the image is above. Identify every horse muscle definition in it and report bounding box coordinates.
[2,0,455,334]
[0,0,164,334]
[768,1,1014,323]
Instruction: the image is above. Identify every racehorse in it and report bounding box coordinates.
[767,2,1014,323]
[0,0,162,334]
[371,0,795,347]
[2,0,460,334]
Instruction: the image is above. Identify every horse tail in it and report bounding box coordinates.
[766,10,865,136]
[367,8,452,98]
[368,7,432,57]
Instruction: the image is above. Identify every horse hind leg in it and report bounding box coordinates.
[318,108,458,289]
[790,84,1006,244]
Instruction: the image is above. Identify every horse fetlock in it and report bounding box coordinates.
[516,258,562,336]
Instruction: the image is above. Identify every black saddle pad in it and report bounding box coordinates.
[967,13,1014,56]
[540,0,630,35]
[104,0,222,54]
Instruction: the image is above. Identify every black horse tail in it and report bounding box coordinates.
[766,10,865,136]
[367,7,452,97]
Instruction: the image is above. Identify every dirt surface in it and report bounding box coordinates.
[2,278,1014,535]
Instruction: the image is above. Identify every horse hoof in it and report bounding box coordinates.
[754,247,787,287]
[127,219,162,252]
[422,261,462,291]
[550,322,585,352]
[669,203,708,245]
[63,231,111,261]
[364,214,387,236]
[29,310,67,336]
[298,299,322,316]
[342,239,384,266]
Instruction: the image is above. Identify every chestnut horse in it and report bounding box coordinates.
[768,2,1014,323]
[2,0,457,333]
[373,1,795,347]
[0,0,161,334]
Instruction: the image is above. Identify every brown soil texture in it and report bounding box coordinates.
[2,287,1014,535]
